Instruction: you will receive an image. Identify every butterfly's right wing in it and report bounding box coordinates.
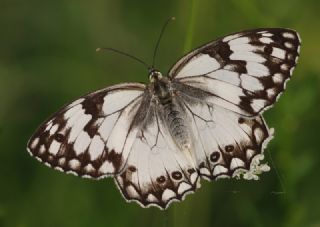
[169,28,301,116]
[27,83,147,179]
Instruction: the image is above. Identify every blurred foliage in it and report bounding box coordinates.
[0,0,320,226]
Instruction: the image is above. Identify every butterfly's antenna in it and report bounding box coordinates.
[152,16,175,68]
[96,47,151,70]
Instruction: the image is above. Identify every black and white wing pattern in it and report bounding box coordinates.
[115,103,199,209]
[173,85,272,180]
[27,83,146,178]
[169,28,301,116]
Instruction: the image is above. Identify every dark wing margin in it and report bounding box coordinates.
[27,82,147,179]
[169,28,301,116]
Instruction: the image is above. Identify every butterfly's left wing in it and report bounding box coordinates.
[27,83,147,179]
[169,28,301,116]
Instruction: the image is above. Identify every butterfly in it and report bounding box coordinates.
[27,27,301,209]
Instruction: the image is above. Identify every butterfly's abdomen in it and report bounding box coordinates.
[163,101,191,150]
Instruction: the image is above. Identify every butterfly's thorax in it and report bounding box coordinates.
[152,76,171,103]
[149,71,191,151]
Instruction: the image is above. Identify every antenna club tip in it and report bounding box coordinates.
[96,48,101,52]
[171,16,176,20]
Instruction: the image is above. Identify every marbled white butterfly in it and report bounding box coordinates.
[27,24,301,209]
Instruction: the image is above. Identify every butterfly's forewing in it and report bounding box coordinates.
[27,83,146,178]
[169,28,301,116]
[115,103,199,209]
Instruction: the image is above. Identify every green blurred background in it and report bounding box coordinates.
[1,0,320,226]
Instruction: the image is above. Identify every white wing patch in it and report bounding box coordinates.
[175,54,221,78]
[102,89,142,114]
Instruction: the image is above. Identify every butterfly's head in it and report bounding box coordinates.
[149,69,163,82]
[149,69,171,100]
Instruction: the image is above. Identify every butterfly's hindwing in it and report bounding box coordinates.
[169,28,301,116]
[176,87,272,180]
[115,103,199,209]
[27,83,146,178]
